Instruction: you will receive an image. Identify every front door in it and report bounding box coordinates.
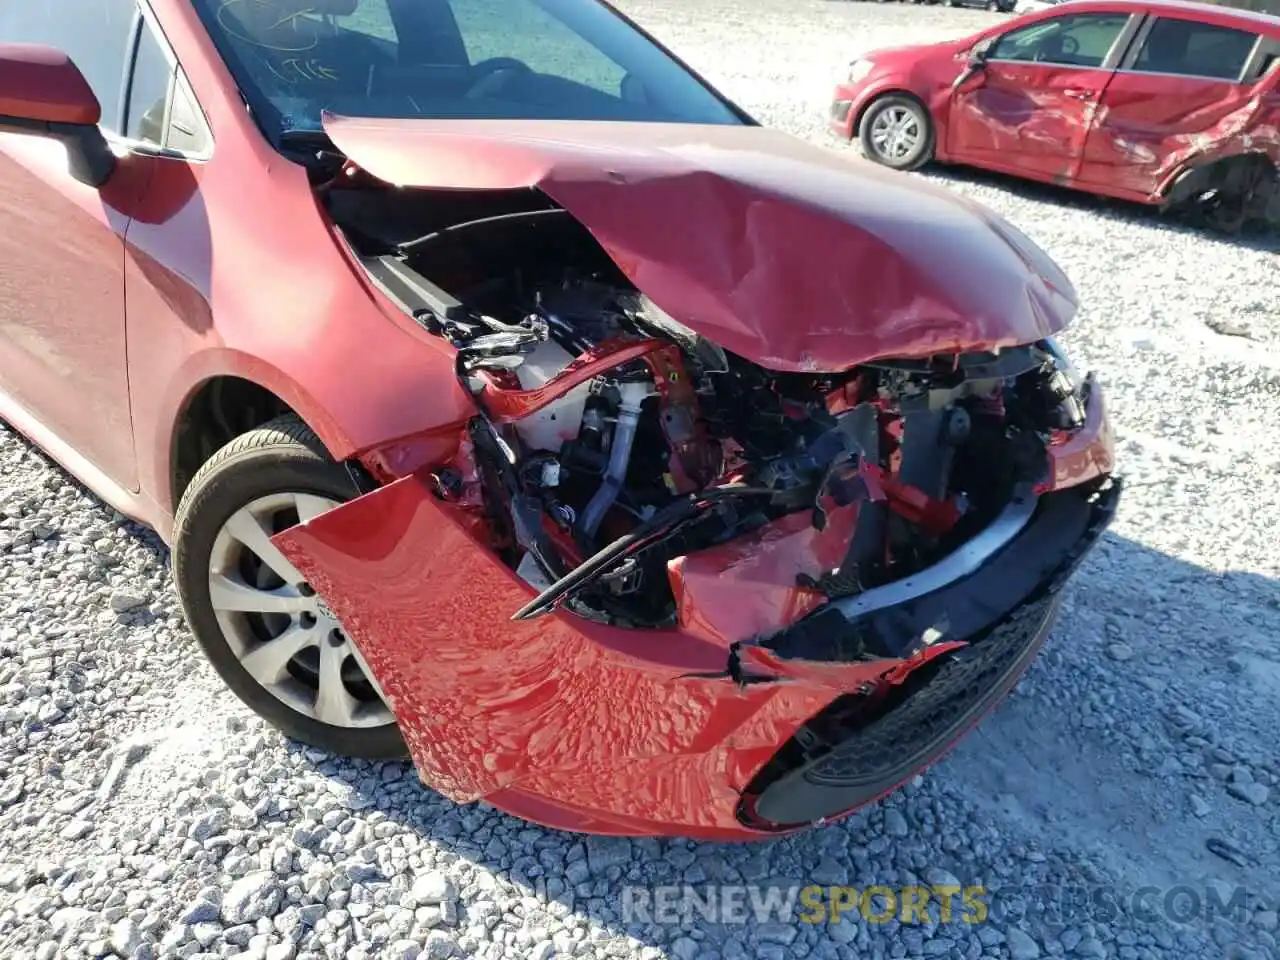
[0,0,147,490]
[949,11,1137,182]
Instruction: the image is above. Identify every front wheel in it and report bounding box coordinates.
[858,95,935,172]
[172,415,406,759]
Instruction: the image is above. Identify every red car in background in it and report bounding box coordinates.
[0,0,1117,838]
[831,0,1280,231]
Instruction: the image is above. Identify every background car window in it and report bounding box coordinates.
[990,14,1130,68]
[127,20,176,146]
[449,0,626,96]
[1131,18,1258,81]
[0,0,136,130]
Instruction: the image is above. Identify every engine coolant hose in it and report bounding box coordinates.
[577,380,655,542]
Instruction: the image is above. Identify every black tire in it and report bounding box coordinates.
[858,94,935,172]
[172,414,407,759]
[1184,157,1278,236]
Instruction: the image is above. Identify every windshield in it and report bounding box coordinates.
[192,0,746,140]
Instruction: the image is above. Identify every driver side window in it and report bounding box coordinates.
[447,0,626,96]
[989,13,1131,68]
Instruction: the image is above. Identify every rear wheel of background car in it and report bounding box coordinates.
[172,414,406,760]
[859,95,935,172]
[1191,156,1277,236]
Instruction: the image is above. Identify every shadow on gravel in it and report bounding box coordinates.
[923,162,1280,254]
[279,527,1280,958]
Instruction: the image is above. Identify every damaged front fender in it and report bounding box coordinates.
[271,472,852,836]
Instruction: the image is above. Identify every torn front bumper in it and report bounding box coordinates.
[271,451,1118,840]
[738,477,1119,828]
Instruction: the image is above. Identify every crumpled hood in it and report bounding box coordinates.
[323,115,1078,372]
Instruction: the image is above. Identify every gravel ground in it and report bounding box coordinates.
[3,2,1280,959]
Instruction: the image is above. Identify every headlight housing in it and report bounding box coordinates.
[1043,337,1085,391]
[847,59,875,84]
[1040,338,1088,429]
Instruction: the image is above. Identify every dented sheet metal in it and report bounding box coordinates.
[1079,72,1280,199]
[271,473,853,836]
[269,413,1116,835]
[268,469,1006,836]
[321,114,1079,374]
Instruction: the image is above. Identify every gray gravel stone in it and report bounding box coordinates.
[386,942,421,960]
[407,870,457,906]
[1227,782,1270,806]
[1106,641,1135,662]
[109,589,148,613]
[883,808,909,838]
[222,872,282,925]
[422,930,458,959]
[1007,928,1042,960]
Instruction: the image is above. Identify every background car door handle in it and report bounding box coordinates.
[1063,89,1096,101]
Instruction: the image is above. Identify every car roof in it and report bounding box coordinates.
[1073,0,1280,31]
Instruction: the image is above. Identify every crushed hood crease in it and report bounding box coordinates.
[323,114,1078,372]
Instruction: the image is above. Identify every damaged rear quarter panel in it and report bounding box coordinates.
[1082,70,1280,200]
[270,472,843,832]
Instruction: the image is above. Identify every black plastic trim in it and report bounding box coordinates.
[0,117,116,187]
[737,477,1121,830]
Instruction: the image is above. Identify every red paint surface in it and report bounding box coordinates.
[324,114,1080,373]
[949,62,1113,182]
[1040,382,1115,493]
[0,1,481,537]
[272,475,847,838]
[669,504,860,646]
[831,0,1280,205]
[0,44,100,125]
[1081,69,1280,196]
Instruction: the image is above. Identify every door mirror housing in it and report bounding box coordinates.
[0,44,115,187]
[968,36,996,66]
[621,73,650,106]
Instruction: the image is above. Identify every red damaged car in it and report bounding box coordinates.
[831,0,1280,231]
[0,0,1117,838]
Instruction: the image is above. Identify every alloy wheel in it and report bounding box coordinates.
[869,106,923,163]
[206,492,393,729]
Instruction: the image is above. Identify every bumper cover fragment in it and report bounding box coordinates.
[738,477,1120,829]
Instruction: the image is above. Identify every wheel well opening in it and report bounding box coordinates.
[1165,152,1277,204]
[171,377,298,508]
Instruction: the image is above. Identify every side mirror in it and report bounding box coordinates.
[0,44,115,187]
[620,73,649,106]
[969,46,989,67]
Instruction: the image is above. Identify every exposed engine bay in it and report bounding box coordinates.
[326,183,1093,633]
